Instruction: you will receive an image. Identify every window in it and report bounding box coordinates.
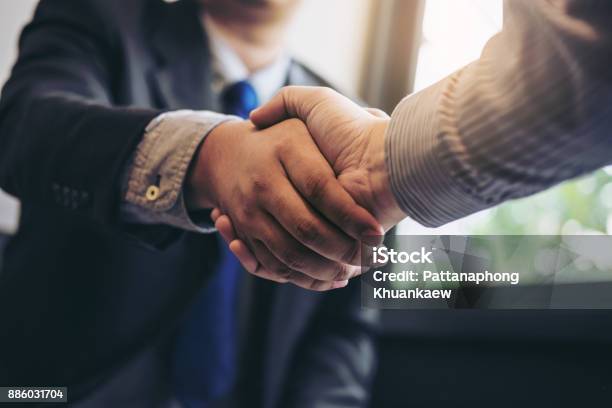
[397,0,612,236]
[413,0,503,92]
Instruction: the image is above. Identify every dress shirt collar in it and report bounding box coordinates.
[202,13,291,104]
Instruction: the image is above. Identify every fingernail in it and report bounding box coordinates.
[332,280,349,289]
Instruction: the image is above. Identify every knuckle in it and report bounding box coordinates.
[275,119,309,146]
[273,137,292,157]
[294,219,321,245]
[273,265,293,281]
[341,241,360,264]
[337,205,356,228]
[237,205,255,220]
[333,263,351,281]
[281,85,302,99]
[284,117,307,130]
[279,86,296,107]
[287,120,310,138]
[337,204,367,235]
[303,174,330,202]
[233,213,254,234]
[307,280,328,292]
[280,249,305,270]
[251,177,269,194]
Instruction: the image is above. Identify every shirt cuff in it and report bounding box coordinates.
[385,73,488,228]
[121,110,240,233]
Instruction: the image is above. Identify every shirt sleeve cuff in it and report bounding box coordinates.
[121,110,240,233]
[385,74,488,228]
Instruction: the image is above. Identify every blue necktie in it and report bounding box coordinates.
[172,81,259,407]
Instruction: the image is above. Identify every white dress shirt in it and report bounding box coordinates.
[204,14,291,105]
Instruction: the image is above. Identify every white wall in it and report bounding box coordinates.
[0,0,37,233]
[0,0,372,234]
[287,0,372,95]
[0,0,37,84]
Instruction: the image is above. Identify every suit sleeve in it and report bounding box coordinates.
[279,281,379,408]
[386,0,612,227]
[0,0,161,226]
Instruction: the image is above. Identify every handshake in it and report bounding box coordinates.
[187,87,407,291]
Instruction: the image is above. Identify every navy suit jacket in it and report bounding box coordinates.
[0,1,378,407]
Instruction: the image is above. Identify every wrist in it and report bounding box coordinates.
[366,119,407,231]
[186,120,240,210]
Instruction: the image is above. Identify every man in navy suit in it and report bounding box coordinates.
[0,0,378,407]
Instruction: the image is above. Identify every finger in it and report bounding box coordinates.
[254,210,357,281]
[261,174,361,267]
[280,129,384,247]
[289,276,348,291]
[229,239,259,274]
[365,107,390,119]
[231,238,363,283]
[248,240,290,283]
[249,86,332,129]
[211,208,222,223]
[250,240,348,291]
[215,215,237,243]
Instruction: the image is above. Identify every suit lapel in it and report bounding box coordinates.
[146,0,218,110]
[262,285,320,408]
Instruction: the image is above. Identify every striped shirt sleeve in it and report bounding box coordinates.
[386,0,612,227]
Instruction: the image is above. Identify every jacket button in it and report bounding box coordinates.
[146,185,160,201]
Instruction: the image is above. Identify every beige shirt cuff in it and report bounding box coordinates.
[121,110,239,233]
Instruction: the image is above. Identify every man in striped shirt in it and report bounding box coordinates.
[215,0,612,283]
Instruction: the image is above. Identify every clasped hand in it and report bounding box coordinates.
[188,87,406,291]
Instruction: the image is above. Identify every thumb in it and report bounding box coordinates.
[365,107,390,119]
[250,86,332,129]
